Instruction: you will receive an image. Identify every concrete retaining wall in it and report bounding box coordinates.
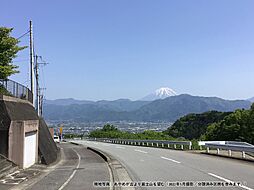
[0,96,39,168]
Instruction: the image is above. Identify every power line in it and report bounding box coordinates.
[0,30,29,55]
[17,30,30,40]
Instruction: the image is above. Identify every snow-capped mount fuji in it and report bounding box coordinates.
[141,87,177,101]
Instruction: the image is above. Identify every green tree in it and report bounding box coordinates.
[203,108,254,144]
[101,124,118,132]
[164,111,231,140]
[0,27,26,79]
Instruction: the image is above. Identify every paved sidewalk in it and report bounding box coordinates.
[0,143,110,190]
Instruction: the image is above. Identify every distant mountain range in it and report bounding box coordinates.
[43,94,252,122]
[45,98,149,112]
[45,87,176,105]
[45,98,94,106]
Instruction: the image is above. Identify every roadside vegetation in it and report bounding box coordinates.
[0,85,12,96]
[202,104,254,144]
[0,27,26,96]
[163,111,231,140]
[0,27,26,80]
[89,124,176,140]
[87,103,254,145]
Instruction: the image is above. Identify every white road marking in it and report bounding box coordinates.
[102,144,111,146]
[208,173,253,190]
[115,146,125,149]
[0,171,26,185]
[160,156,181,164]
[58,148,81,190]
[134,149,148,154]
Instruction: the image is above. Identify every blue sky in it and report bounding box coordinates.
[1,0,254,100]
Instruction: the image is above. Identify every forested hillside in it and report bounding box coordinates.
[164,111,231,139]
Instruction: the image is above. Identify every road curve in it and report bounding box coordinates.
[73,140,254,190]
[26,143,110,190]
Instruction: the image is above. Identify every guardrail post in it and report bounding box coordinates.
[242,151,246,158]
[189,144,192,150]
[167,144,170,148]
[162,143,164,148]
[206,147,210,153]
[138,142,141,146]
[156,143,159,147]
[174,144,176,149]
[134,142,136,145]
[147,142,149,146]
[228,150,232,156]
[217,148,220,155]
[142,142,145,146]
[151,143,154,146]
[199,146,202,150]
[181,145,184,150]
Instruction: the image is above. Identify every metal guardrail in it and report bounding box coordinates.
[90,138,192,150]
[198,141,254,147]
[198,141,254,159]
[225,141,254,147]
[0,79,33,103]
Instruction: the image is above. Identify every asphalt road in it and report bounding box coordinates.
[26,143,110,190]
[72,140,254,190]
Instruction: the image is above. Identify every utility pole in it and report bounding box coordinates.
[35,55,48,116]
[39,93,43,116]
[29,20,35,106]
[39,88,46,116]
[35,55,39,115]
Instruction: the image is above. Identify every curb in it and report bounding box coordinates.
[87,147,135,190]
[70,142,81,146]
[87,147,109,162]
